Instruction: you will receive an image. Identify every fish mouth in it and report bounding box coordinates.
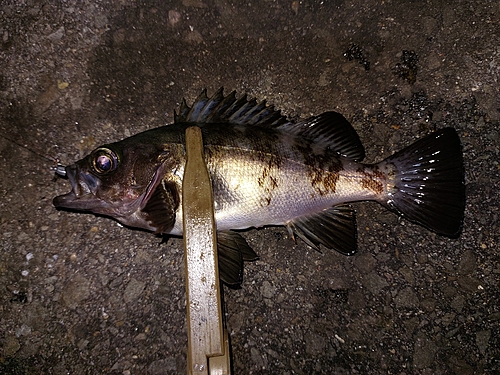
[53,162,168,216]
[53,165,109,211]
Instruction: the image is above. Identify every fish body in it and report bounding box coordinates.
[54,89,465,285]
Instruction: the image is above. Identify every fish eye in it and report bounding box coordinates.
[92,148,119,174]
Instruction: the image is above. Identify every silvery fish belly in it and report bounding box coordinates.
[53,88,465,285]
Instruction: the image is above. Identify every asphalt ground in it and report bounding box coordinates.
[1,1,499,374]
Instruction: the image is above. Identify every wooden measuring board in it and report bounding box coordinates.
[182,126,231,375]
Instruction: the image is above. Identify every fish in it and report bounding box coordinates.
[53,88,465,286]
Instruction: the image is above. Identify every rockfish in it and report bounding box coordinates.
[54,89,465,285]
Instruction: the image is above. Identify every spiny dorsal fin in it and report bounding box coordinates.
[174,88,290,127]
[175,89,364,160]
[278,112,365,161]
[286,204,357,256]
[174,98,191,123]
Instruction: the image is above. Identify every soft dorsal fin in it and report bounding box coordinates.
[278,112,365,161]
[174,88,290,127]
[286,204,357,256]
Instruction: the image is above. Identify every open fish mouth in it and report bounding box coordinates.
[53,165,108,211]
[53,162,169,216]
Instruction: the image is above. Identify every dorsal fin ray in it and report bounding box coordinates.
[174,89,364,160]
[174,88,290,127]
[174,98,190,123]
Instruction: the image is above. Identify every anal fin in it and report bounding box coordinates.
[286,204,357,256]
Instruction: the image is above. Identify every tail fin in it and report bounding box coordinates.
[380,128,465,237]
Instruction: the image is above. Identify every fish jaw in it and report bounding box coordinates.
[53,162,168,232]
[53,164,111,212]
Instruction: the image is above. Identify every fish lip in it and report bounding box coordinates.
[52,190,78,208]
[53,165,79,209]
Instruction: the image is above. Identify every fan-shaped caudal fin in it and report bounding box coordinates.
[379,128,465,237]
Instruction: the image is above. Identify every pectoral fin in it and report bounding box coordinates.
[141,179,180,234]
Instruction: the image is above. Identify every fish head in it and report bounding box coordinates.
[53,139,182,233]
